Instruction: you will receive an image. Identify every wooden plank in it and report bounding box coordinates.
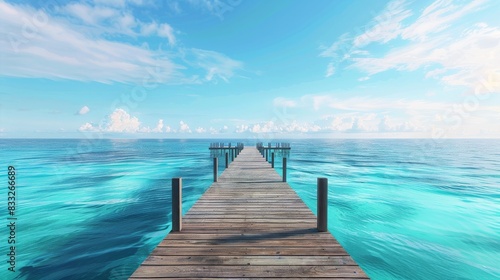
[132,265,366,278]
[130,147,369,279]
[150,246,349,256]
[158,238,340,247]
[141,255,358,266]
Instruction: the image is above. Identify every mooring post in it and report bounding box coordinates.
[317,177,328,232]
[213,157,218,182]
[225,152,228,168]
[271,152,275,168]
[172,178,182,232]
[282,157,287,182]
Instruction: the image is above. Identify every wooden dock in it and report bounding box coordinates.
[130,147,369,279]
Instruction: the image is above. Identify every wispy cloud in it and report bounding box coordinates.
[273,97,297,108]
[325,63,335,77]
[320,0,499,92]
[186,48,243,83]
[0,1,242,84]
[186,0,242,19]
[353,0,412,47]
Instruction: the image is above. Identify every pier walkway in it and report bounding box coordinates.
[130,147,369,279]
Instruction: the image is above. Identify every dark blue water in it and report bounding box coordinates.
[0,139,499,279]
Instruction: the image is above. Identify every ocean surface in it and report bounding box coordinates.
[0,139,499,280]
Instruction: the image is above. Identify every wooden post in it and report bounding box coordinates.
[265,148,268,162]
[213,157,218,182]
[225,152,228,168]
[317,178,328,232]
[231,149,235,162]
[172,178,182,232]
[271,152,275,168]
[282,157,287,182]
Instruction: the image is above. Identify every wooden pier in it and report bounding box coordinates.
[130,146,369,279]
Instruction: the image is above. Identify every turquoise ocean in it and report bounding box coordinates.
[0,139,499,279]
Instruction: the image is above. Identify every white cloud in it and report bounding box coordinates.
[352,23,500,89]
[158,23,176,45]
[235,124,249,133]
[106,109,141,132]
[0,2,177,83]
[152,119,164,132]
[189,49,243,83]
[195,127,206,133]
[378,115,419,132]
[179,121,191,133]
[319,33,351,59]
[321,0,500,93]
[78,106,90,115]
[325,62,335,77]
[353,0,412,47]
[306,95,334,110]
[0,2,245,85]
[186,0,241,19]
[78,109,184,134]
[401,0,486,41]
[79,122,97,132]
[93,0,147,7]
[63,3,118,25]
[273,97,297,108]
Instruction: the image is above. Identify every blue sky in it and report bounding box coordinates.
[1,0,499,139]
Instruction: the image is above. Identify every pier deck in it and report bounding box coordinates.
[130,147,369,279]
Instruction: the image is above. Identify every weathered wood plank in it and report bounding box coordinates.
[150,246,349,256]
[132,265,367,278]
[142,255,358,266]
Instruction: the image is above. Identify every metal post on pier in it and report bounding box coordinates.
[213,157,218,182]
[282,157,287,182]
[271,152,275,168]
[225,152,228,168]
[317,178,328,232]
[172,178,182,232]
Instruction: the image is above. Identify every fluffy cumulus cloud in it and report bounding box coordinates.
[106,109,141,132]
[179,121,191,133]
[79,122,97,132]
[321,0,500,92]
[152,119,164,132]
[195,127,206,133]
[78,109,169,134]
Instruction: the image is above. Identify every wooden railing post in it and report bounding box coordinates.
[231,148,235,162]
[213,157,218,182]
[265,148,268,162]
[172,178,182,232]
[225,152,228,168]
[317,178,328,232]
[282,157,287,182]
[271,152,275,168]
